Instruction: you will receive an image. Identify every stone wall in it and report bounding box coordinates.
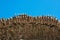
[0,14,60,40]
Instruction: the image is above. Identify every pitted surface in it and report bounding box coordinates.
[0,14,60,40]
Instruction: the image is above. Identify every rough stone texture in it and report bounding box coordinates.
[0,14,60,40]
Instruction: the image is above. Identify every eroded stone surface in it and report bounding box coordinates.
[0,14,60,40]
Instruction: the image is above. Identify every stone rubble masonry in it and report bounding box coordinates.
[0,14,59,26]
[0,14,60,40]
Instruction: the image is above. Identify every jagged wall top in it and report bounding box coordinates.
[0,14,59,27]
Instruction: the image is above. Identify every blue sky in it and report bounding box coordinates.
[0,0,60,20]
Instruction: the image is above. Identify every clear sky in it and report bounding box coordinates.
[0,0,60,20]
